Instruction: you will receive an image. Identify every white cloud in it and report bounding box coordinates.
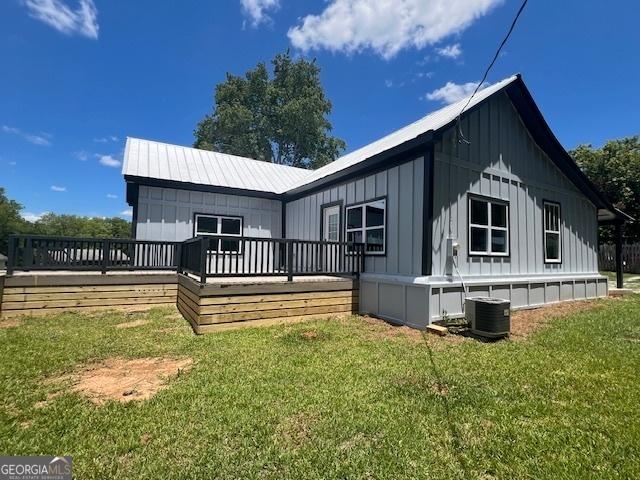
[97,154,122,168]
[2,125,52,146]
[436,43,462,59]
[425,80,490,104]
[93,135,118,143]
[106,193,117,199]
[288,0,502,59]
[240,0,280,26]
[23,0,99,39]
[74,150,89,161]
[120,209,133,217]
[415,71,434,80]
[50,185,66,192]
[21,211,48,222]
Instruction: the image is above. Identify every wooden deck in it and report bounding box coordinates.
[177,274,359,333]
[0,270,360,332]
[0,271,177,319]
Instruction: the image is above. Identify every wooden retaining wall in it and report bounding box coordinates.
[0,273,177,319]
[177,274,359,333]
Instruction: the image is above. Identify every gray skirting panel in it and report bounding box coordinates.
[359,274,608,329]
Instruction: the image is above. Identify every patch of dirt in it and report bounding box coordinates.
[34,391,63,409]
[19,420,33,429]
[114,319,150,329]
[277,411,318,448]
[51,357,192,405]
[358,316,424,342]
[300,330,319,340]
[508,300,599,340]
[356,316,467,346]
[0,319,23,329]
[140,433,153,445]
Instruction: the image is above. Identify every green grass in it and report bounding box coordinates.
[1,298,639,479]
[601,270,640,287]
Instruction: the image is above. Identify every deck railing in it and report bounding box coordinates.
[6,234,180,275]
[177,236,365,283]
[5,234,366,282]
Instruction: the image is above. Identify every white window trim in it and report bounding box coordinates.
[194,213,243,253]
[468,196,509,257]
[543,201,562,263]
[345,198,386,256]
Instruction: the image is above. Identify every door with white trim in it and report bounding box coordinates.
[322,205,341,272]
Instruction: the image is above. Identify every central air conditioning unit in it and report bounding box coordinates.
[465,297,511,338]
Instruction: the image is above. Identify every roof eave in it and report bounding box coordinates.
[123,174,282,200]
[283,130,435,199]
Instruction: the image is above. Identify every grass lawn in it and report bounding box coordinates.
[1,298,639,479]
[601,270,640,290]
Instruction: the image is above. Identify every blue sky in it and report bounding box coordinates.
[1,0,638,221]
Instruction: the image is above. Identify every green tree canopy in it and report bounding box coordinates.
[0,187,131,254]
[570,135,640,242]
[194,51,345,169]
[0,187,29,255]
[33,213,131,239]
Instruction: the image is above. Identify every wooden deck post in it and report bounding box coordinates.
[102,239,110,274]
[287,241,293,282]
[199,237,207,285]
[24,237,33,272]
[175,243,182,273]
[615,221,624,289]
[6,236,15,276]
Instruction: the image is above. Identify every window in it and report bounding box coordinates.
[543,201,561,263]
[194,213,243,253]
[346,198,386,254]
[468,196,509,256]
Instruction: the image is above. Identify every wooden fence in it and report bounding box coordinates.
[599,243,640,273]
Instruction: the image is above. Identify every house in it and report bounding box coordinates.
[122,74,626,328]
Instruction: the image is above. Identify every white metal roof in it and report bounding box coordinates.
[123,75,518,194]
[285,75,519,191]
[122,137,311,194]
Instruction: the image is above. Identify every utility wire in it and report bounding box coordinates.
[448,0,529,238]
[456,0,529,145]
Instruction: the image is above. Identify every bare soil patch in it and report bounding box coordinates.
[358,316,424,342]
[356,316,467,346]
[115,319,150,329]
[357,301,603,344]
[509,300,600,340]
[52,357,192,404]
[300,330,319,340]
[0,319,23,329]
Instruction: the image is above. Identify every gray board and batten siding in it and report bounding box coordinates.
[431,91,599,279]
[134,185,282,242]
[285,156,425,277]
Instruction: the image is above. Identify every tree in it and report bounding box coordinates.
[33,214,131,238]
[570,136,640,243]
[0,188,28,254]
[0,187,132,255]
[194,51,345,169]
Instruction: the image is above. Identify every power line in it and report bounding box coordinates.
[456,0,529,145]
